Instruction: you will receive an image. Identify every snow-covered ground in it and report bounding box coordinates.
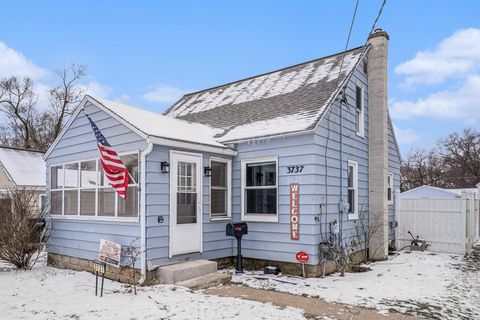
[229,251,480,320]
[2,251,479,320]
[0,257,306,320]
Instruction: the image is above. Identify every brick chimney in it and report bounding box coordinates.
[367,28,389,261]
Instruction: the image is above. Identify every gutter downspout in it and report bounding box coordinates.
[139,138,153,284]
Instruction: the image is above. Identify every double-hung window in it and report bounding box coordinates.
[347,160,358,220]
[210,158,231,220]
[355,84,365,137]
[387,172,393,205]
[49,152,139,220]
[241,157,278,222]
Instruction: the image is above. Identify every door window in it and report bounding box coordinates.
[177,161,197,224]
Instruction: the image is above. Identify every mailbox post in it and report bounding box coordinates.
[226,222,248,273]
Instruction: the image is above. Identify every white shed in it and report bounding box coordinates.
[398,185,479,254]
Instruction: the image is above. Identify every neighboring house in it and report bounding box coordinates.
[0,146,46,210]
[399,185,479,254]
[44,28,401,281]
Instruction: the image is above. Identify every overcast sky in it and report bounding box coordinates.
[0,1,479,155]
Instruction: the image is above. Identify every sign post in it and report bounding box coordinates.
[290,183,300,240]
[94,239,120,297]
[296,251,309,278]
[93,260,106,297]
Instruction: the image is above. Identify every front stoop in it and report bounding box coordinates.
[177,272,231,290]
[156,259,218,284]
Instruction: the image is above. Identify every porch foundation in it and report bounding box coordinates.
[47,253,156,285]
[216,250,367,278]
[48,250,368,284]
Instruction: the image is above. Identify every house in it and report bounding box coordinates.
[44,28,401,282]
[0,146,46,210]
[399,185,479,254]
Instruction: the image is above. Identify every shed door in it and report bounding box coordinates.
[169,151,202,257]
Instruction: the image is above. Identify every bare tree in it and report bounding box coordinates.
[48,64,87,140]
[401,129,480,191]
[0,77,38,149]
[400,148,448,191]
[440,129,480,188]
[0,64,87,151]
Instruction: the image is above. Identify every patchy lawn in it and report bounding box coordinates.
[0,257,306,320]
[227,250,480,320]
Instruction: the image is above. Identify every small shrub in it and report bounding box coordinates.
[0,187,49,269]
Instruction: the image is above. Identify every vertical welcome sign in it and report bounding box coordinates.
[290,183,300,240]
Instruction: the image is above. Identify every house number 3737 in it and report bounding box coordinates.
[287,165,304,174]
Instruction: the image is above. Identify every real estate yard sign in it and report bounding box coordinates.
[98,239,121,267]
[290,183,300,240]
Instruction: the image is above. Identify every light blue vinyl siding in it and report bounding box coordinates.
[47,102,235,269]
[312,61,370,256]
[46,102,146,265]
[145,145,234,269]
[232,134,321,265]
[388,117,401,241]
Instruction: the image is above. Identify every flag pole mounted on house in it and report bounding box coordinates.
[83,109,131,200]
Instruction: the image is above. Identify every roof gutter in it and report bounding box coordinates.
[138,139,154,285]
[220,129,314,145]
[149,136,237,156]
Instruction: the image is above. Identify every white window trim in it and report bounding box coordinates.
[347,160,358,220]
[48,151,140,222]
[387,172,394,205]
[355,82,365,138]
[38,193,47,211]
[209,157,232,221]
[241,156,279,223]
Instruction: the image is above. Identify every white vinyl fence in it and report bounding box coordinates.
[397,196,477,255]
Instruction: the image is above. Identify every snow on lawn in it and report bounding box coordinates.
[0,258,306,320]
[229,251,480,320]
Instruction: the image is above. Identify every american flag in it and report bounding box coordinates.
[86,113,129,199]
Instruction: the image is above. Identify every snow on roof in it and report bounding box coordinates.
[401,185,479,199]
[90,96,229,148]
[0,147,45,187]
[446,188,479,198]
[164,46,366,142]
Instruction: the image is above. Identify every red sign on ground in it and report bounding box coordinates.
[290,183,300,240]
[296,251,309,263]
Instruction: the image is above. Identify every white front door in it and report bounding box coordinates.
[169,151,202,257]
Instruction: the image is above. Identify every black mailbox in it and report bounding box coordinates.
[226,222,248,273]
[226,222,248,237]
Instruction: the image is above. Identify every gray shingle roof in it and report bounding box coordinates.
[164,46,366,142]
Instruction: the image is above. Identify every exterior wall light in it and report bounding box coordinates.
[204,166,212,177]
[161,161,170,173]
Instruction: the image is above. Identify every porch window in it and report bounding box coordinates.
[387,172,393,205]
[355,84,365,137]
[241,157,278,222]
[49,152,139,220]
[210,158,231,219]
[347,160,358,220]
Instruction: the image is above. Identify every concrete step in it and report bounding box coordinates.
[156,259,217,284]
[177,272,232,290]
